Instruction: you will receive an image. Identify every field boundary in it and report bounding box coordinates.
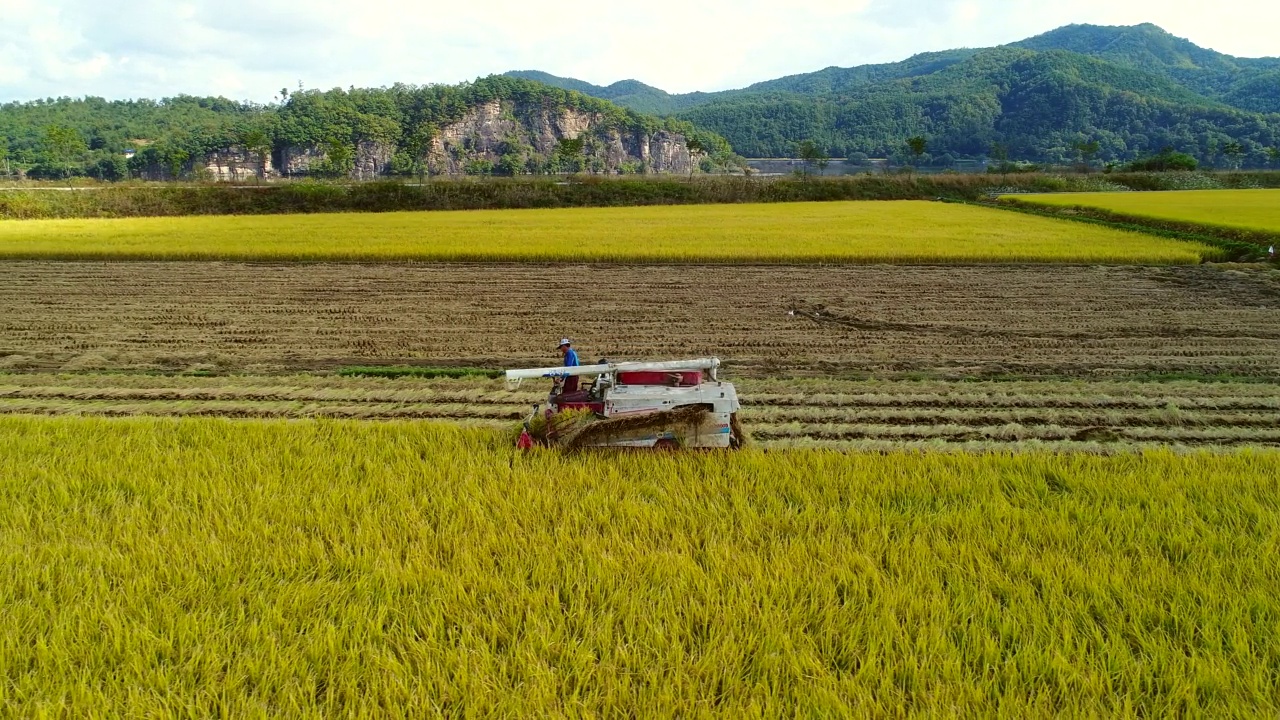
[4,171,1280,220]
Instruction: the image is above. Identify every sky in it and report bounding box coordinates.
[1,0,1277,103]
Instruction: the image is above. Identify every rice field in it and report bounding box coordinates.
[1010,189,1280,235]
[0,201,1213,263]
[2,415,1278,716]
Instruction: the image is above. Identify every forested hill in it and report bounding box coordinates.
[506,24,1280,164]
[504,72,713,116]
[0,76,734,180]
[1012,24,1280,113]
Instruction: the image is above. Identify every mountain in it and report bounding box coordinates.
[0,76,734,180]
[507,24,1280,164]
[1013,23,1280,113]
[504,71,712,115]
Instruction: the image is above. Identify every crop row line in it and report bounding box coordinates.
[752,423,1280,445]
[747,395,1280,411]
[3,399,1274,429]
[5,386,1280,415]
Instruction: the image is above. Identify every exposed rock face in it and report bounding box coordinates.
[133,101,700,181]
[426,99,698,175]
[277,142,396,179]
[278,146,324,177]
[132,145,272,181]
[353,141,395,180]
[203,147,272,181]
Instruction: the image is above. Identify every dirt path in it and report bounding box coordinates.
[1,262,1277,378]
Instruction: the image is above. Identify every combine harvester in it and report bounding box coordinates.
[505,358,745,450]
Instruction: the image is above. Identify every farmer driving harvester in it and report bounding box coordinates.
[557,338,581,393]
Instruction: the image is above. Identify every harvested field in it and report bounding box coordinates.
[3,373,1279,451]
[0,202,1211,263]
[1,262,1278,378]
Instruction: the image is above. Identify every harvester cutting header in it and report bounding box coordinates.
[507,357,744,450]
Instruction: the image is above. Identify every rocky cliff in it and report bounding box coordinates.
[277,142,395,180]
[131,86,709,181]
[427,99,698,176]
[134,146,272,181]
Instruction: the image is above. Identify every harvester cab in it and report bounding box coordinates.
[506,358,744,449]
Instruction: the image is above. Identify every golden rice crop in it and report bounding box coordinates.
[1010,189,1280,234]
[0,201,1210,263]
[2,415,1278,716]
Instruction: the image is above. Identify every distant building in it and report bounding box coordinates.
[124,148,137,159]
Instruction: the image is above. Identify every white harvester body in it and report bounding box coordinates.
[505,358,743,449]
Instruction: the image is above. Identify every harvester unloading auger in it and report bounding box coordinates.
[505,358,745,450]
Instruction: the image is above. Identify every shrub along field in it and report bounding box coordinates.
[0,201,1213,264]
[2,416,1278,716]
[1010,189,1280,235]
[3,172,1280,220]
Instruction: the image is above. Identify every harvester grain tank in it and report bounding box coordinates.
[505,358,745,449]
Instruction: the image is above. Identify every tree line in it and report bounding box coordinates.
[0,77,736,181]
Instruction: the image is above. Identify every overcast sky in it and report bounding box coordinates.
[1,0,1277,103]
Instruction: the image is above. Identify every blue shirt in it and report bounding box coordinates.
[563,348,580,367]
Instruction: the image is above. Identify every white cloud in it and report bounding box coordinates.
[0,0,1276,102]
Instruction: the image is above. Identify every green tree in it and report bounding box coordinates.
[796,140,829,177]
[319,138,355,178]
[1125,149,1198,172]
[685,137,705,178]
[1220,141,1245,169]
[1073,140,1101,172]
[402,125,436,181]
[906,136,927,169]
[554,138,586,174]
[41,125,88,179]
[165,148,190,180]
[1267,147,1280,168]
[240,128,272,180]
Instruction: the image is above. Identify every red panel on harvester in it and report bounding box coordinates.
[617,371,703,386]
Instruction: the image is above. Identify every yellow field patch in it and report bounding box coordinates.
[0,201,1211,263]
[1010,189,1280,234]
[2,416,1278,715]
